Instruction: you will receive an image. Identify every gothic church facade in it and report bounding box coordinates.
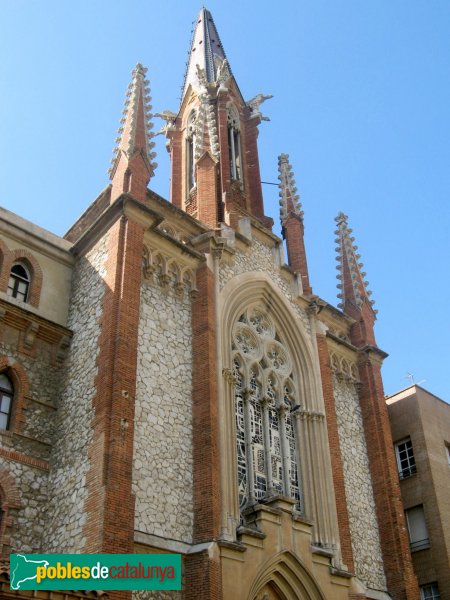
[0,8,420,600]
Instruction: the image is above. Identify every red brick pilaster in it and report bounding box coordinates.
[83,210,144,600]
[284,215,312,295]
[185,551,222,600]
[357,350,419,600]
[168,128,183,208]
[315,333,354,573]
[243,116,264,220]
[188,263,222,600]
[196,153,219,229]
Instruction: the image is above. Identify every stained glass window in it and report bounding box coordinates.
[232,307,301,511]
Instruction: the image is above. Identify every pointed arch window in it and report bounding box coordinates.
[227,108,242,182]
[0,374,13,430]
[186,111,197,192]
[232,307,301,511]
[8,263,30,303]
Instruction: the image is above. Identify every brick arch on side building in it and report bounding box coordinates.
[0,467,22,558]
[0,248,43,308]
[0,356,30,434]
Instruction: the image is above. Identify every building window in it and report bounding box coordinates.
[405,505,429,551]
[395,437,417,479]
[232,307,301,512]
[227,109,241,181]
[420,583,440,600]
[445,443,450,466]
[0,374,13,430]
[186,111,196,192]
[7,263,30,303]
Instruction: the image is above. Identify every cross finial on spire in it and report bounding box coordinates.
[334,212,376,315]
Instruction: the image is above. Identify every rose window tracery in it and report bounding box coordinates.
[232,307,301,511]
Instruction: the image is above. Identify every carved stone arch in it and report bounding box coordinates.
[148,251,168,286]
[221,273,319,405]
[184,107,197,131]
[0,355,29,433]
[350,363,359,382]
[227,103,241,130]
[158,222,177,239]
[181,266,196,291]
[341,358,350,378]
[262,369,281,404]
[143,245,158,280]
[329,352,339,373]
[248,551,326,600]
[245,361,264,401]
[232,351,245,375]
[4,249,43,307]
[166,258,181,285]
[282,377,297,409]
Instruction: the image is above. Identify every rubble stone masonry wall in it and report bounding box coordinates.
[333,376,387,591]
[0,340,61,552]
[134,279,194,543]
[44,234,109,552]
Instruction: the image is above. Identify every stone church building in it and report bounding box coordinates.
[0,7,421,600]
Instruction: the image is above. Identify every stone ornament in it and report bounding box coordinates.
[278,153,304,227]
[109,63,157,177]
[142,246,197,300]
[330,351,360,386]
[334,212,377,313]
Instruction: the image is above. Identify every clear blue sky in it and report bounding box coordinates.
[1,1,449,400]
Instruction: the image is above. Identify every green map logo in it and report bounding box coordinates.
[10,554,182,591]
[10,555,49,590]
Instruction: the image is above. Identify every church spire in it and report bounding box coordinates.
[160,8,273,230]
[182,7,231,100]
[279,153,304,225]
[278,154,311,295]
[335,212,377,345]
[109,63,157,203]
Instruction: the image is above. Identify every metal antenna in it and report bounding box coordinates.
[403,373,426,386]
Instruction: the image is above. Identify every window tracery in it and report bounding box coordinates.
[232,307,301,511]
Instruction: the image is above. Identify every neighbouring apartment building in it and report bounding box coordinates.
[387,385,450,600]
[0,7,421,600]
